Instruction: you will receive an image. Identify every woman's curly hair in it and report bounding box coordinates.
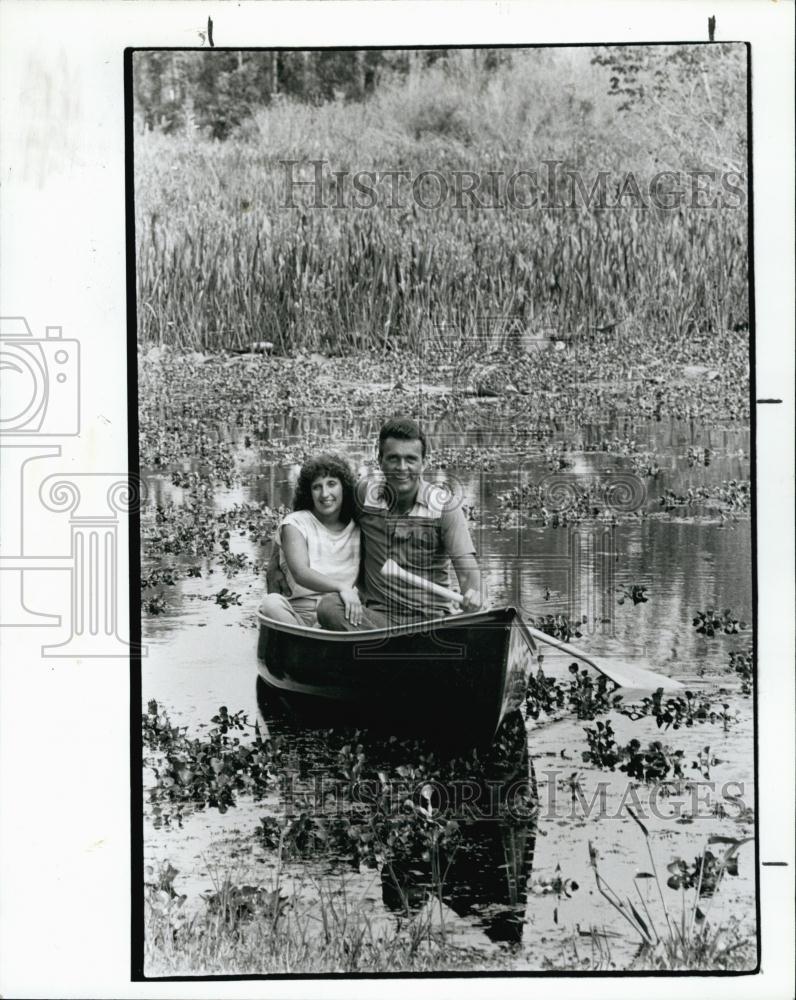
[292,452,358,524]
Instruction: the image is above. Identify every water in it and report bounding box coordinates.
[142,417,755,972]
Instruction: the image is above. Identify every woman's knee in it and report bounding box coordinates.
[259,593,293,620]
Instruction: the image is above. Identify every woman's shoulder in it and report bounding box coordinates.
[282,509,359,539]
[280,509,317,536]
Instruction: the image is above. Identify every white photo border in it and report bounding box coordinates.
[0,2,793,999]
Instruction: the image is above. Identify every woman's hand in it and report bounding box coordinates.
[339,587,363,626]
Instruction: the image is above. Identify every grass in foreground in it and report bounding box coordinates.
[144,833,757,976]
[145,864,507,975]
[587,808,756,972]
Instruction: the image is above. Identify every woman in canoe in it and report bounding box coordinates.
[259,452,363,627]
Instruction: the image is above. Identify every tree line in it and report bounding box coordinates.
[133,49,517,138]
[133,45,744,146]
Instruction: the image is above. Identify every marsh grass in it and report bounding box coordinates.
[135,52,747,354]
[587,808,756,971]
[145,832,755,976]
[144,853,487,976]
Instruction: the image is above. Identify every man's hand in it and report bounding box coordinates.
[461,588,482,612]
[452,554,484,612]
[266,543,291,596]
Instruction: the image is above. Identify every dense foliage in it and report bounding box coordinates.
[135,46,748,355]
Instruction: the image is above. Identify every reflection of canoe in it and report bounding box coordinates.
[256,607,534,746]
[384,820,535,944]
[381,711,536,943]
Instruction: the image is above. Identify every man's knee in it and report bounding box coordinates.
[316,593,346,630]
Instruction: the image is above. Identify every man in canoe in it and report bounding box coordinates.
[267,416,482,630]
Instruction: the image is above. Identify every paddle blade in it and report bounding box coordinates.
[604,661,685,693]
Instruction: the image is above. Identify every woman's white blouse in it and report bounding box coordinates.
[277,509,360,599]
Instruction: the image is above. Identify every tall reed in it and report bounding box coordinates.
[135,54,747,355]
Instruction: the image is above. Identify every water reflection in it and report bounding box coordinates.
[142,413,754,967]
[380,711,536,946]
[256,683,536,947]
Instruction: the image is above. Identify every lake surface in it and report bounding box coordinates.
[141,416,755,973]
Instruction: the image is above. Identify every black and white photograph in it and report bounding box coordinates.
[135,42,758,977]
[0,3,793,997]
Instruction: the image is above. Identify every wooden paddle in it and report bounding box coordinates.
[381,559,683,692]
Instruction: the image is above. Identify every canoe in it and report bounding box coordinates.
[256,606,534,747]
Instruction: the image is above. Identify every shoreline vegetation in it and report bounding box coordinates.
[145,868,756,976]
[135,46,747,356]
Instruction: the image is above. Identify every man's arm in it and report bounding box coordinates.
[442,504,483,611]
[451,553,483,611]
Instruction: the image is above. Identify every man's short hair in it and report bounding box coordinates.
[378,416,427,459]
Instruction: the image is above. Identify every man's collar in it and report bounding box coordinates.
[393,480,433,514]
[361,475,433,512]
[413,480,435,509]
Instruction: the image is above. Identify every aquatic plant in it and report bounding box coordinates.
[543,445,574,472]
[530,864,580,925]
[691,746,723,780]
[619,689,736,731]
[692,608,748,637]
[138,341,749,506]
[622,740,685,783]
[666,849,736,896]
[659,481,750,514]
[566,665,623,720]
[140,568,180,589]
[525,665,623,722]
[258,812,330,857]
[201,877,289,928]
[629,453,662,478]
[213,587,243,608]
[524,668,568,720]
[426,445,505,471]
[581,722,686,783]
[582,437,644,455]
[728,648,753,694]
[617,584,649,606]
[497,480,623,524]
[588,810,754,970]
[525,614,584,643]
[140,492,285,603]
[143,701,275,825]
[686,446,712,468]
[142,593,169,615]
[581,721,624,770]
